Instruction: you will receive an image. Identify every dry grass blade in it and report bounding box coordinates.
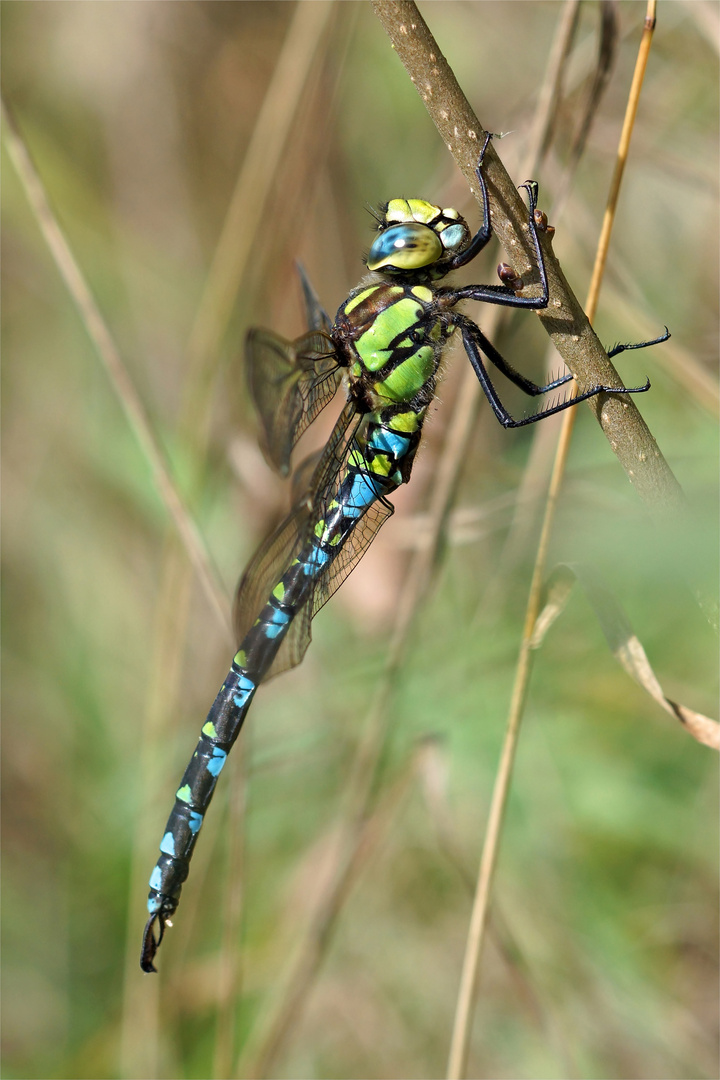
[550,0,619,208]
[532,564,719,751]
[182,0,337,443]
[446,5,662,1077]
[1,96,230,639]
[416,738,580,1074]
[522,0,581,171]
[119,7,337,1069]
[239,751,419,1078]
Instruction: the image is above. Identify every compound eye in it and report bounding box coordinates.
[439,223,469,251]
[367,223,443,271]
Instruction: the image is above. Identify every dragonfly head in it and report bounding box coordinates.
[367,198,470,276]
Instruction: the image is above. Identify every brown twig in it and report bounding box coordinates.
[371,0,682,513]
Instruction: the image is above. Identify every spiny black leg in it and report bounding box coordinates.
[456,316,650,429]
[466,317,574,397]
[446,131,495,271]
[449,178,549,310]
[607,326,670,358]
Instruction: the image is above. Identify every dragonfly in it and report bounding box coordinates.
[141,133,668,972]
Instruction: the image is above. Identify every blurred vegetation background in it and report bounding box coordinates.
[2,2,718,1078]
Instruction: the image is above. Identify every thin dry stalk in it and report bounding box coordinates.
[1,97,231,638]
[212,748,249,1080]
[234,5,601,1074]
[239,752,420,1079]
[182,0,337,445]
[417,739,579,1074]
[446,6,660,1077]
[522,0,581,171]
[551,0,620,209]
[118,10,339,1072]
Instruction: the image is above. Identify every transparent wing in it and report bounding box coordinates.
[278,404,394,674]
[233,403,360,676]
[233,402,394,679]
[309,496,394,621]
[290,449,324,507]
[276,490,394,677]
[296,261,332,332]
[233,503,308,651]
[246,328,342,476]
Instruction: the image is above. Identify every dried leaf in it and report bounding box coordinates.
[533,563,719,751]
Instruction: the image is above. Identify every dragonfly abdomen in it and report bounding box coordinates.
[143,412,423,968]
[144,668,256,937]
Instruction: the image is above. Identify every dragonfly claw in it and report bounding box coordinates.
[140,911,166,973]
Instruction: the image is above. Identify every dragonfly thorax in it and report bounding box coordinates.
[334,280,454,414]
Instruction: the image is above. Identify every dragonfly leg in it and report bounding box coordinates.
[449,173,549,312]
[481,321,667,398]
[454,313,650,429]
[607,326,670,358]
[465,317,574,397]
[446,131,495,269]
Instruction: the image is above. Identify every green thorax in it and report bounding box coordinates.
[334,280,453,410]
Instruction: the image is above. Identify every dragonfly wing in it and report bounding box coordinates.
[233,403,362,679]
[233,503,309,650]
[310,496,394,620]
[296,262,332,332]
[273,494,395,676]
[246,328,342,476]
[289,449,324,507]
[274,406,396,674]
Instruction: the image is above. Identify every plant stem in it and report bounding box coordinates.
[371,0,682,513]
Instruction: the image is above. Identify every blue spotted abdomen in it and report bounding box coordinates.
[146,667,256,916]
[145,414,420,925]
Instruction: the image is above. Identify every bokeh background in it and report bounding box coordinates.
[2,2,718,1078]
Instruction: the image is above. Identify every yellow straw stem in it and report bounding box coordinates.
[446,5,658,1077]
